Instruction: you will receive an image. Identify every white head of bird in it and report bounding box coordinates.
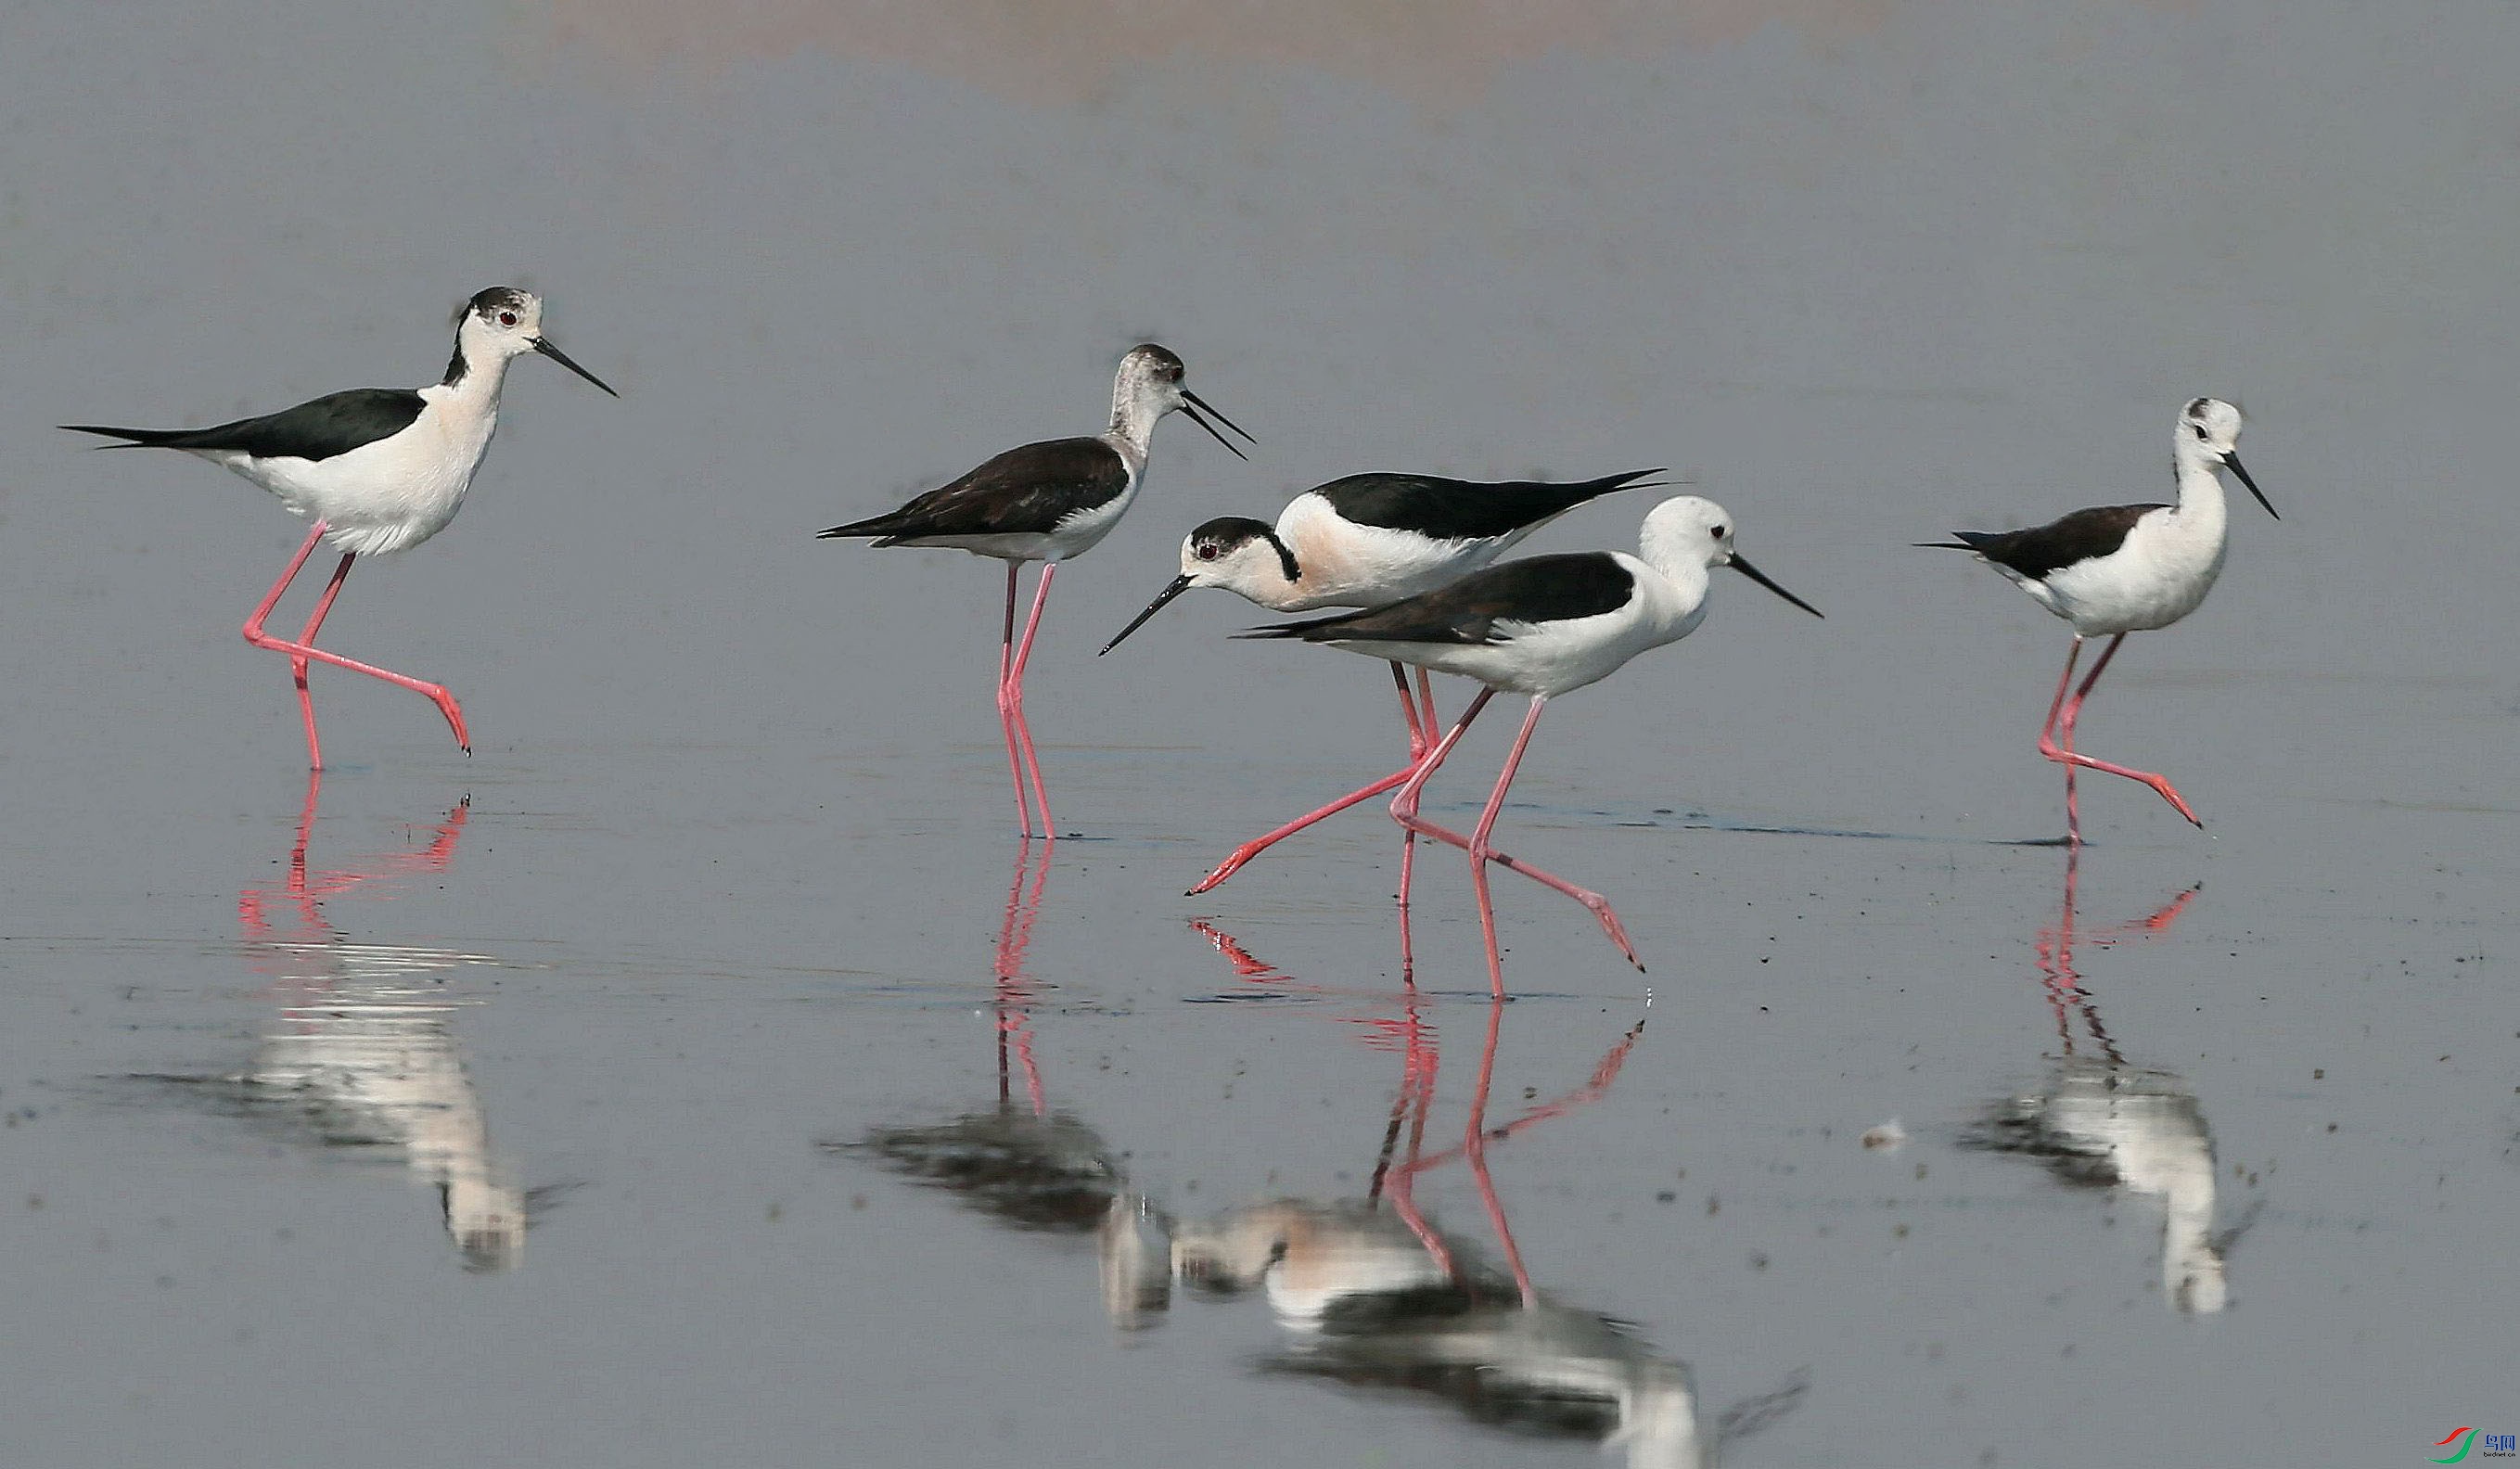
[1639,494,1825,620]
[1107,343,1248,457]
[1180,517,1299,602]
[2172,397,2274,517]
[445,286,618,397]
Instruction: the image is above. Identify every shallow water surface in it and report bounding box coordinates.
[3,3,2517,1465]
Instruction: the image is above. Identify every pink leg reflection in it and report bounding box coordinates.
[237,771,470,964]
[993,837,1055,1117]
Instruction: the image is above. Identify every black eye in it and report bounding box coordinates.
[498,311,518,327]
[2193,425,2208,440]
[1710,525,1727,539]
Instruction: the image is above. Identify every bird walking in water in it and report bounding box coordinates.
[1248,496,1820,989]
[1097,467,1663,893]
[819,344,1250,840]
[1921,398,2276,842]
[64,287,617,769]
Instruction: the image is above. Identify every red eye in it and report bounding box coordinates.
[498,311,518,326]
[1197,545,1219,560]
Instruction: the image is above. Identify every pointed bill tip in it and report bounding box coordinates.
[1727,552,1824,618]
[1101,574,1196,654]
[2222,452,2276,519]
[1180,401,1247,459]
[531,337,619,397]
[1182,389,1254,442]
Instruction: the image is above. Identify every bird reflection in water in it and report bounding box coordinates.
[1121,921,1805,1467]
[848,839,1131,1233]
[224,772,541,1271]
[1965,848,2256,1314]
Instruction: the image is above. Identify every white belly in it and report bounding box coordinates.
[204,403,495,557]
[1336,601,1686,698]
[2032,509,2227,636]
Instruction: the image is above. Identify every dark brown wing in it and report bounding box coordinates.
[1935,504,2167,581]
[1244,553,1636,645]
[818,437,1128,542]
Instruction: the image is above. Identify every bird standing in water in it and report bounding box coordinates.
[1922,398,2276,842]
[1250,495,1821,988]
[64,287,617,769]
[1098,467,1662,892]
[819,344,1249,839]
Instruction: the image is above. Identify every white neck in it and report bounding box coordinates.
[1109,381,1166,453]
[2169,441,2229,532]
[1636,522,1715,605]
[438,329,518,407]
[1217,555,1304,609]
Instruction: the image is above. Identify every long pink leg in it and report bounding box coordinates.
[1392,661,1429,761]
[2037,632,2202,830]
[1389,688,1494,913]
[1003,564,1058,839]
[241,523,468,765]
[246,525,332,769]
[288,553,357,772]
[2035,638,2087,840]
[1184,664,1447,897]
[993,564,1036,837]
[1398,695,1644,972]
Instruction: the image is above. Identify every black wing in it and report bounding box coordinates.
[1314,468,1662,541]
[63,388,428,463]
[1246,553,1636,645]
[818,437,1128,543]
[1925,504,2167,581]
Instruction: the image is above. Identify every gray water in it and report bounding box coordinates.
[2,2,2515,1464]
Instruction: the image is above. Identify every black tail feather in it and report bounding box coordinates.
[816,514,917,541]
[60,424,182,447]
[1235,610,1360,641]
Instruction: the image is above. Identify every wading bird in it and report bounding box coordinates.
[819,345,1249,838]
[1249,496,1820,987]
[1098,468,1662,892]
[1921,398,2275,841]
[64,287,617,768]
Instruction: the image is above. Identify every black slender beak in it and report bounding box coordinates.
[1179,390,1253,460]
[531,337,619,397]
[2222,452,2276,518]
[1727,552,1824,618]
[1100,574,1197,655]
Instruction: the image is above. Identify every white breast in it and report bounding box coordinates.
[2040,507,2226,636]
[1279,495,1507,607]
[209,390,498,557]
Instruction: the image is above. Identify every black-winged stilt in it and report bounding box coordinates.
[64,287,617,768]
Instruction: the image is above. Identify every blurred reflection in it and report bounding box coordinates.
[538,0,1900,102]
[1965,849,2251,1315]
[220,773,542,1271]
[850,839,1130,1232]
[1127,925,1805,1466]
[841,886,1803,1460]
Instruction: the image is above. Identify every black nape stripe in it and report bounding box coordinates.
[1260,527,1300,583]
